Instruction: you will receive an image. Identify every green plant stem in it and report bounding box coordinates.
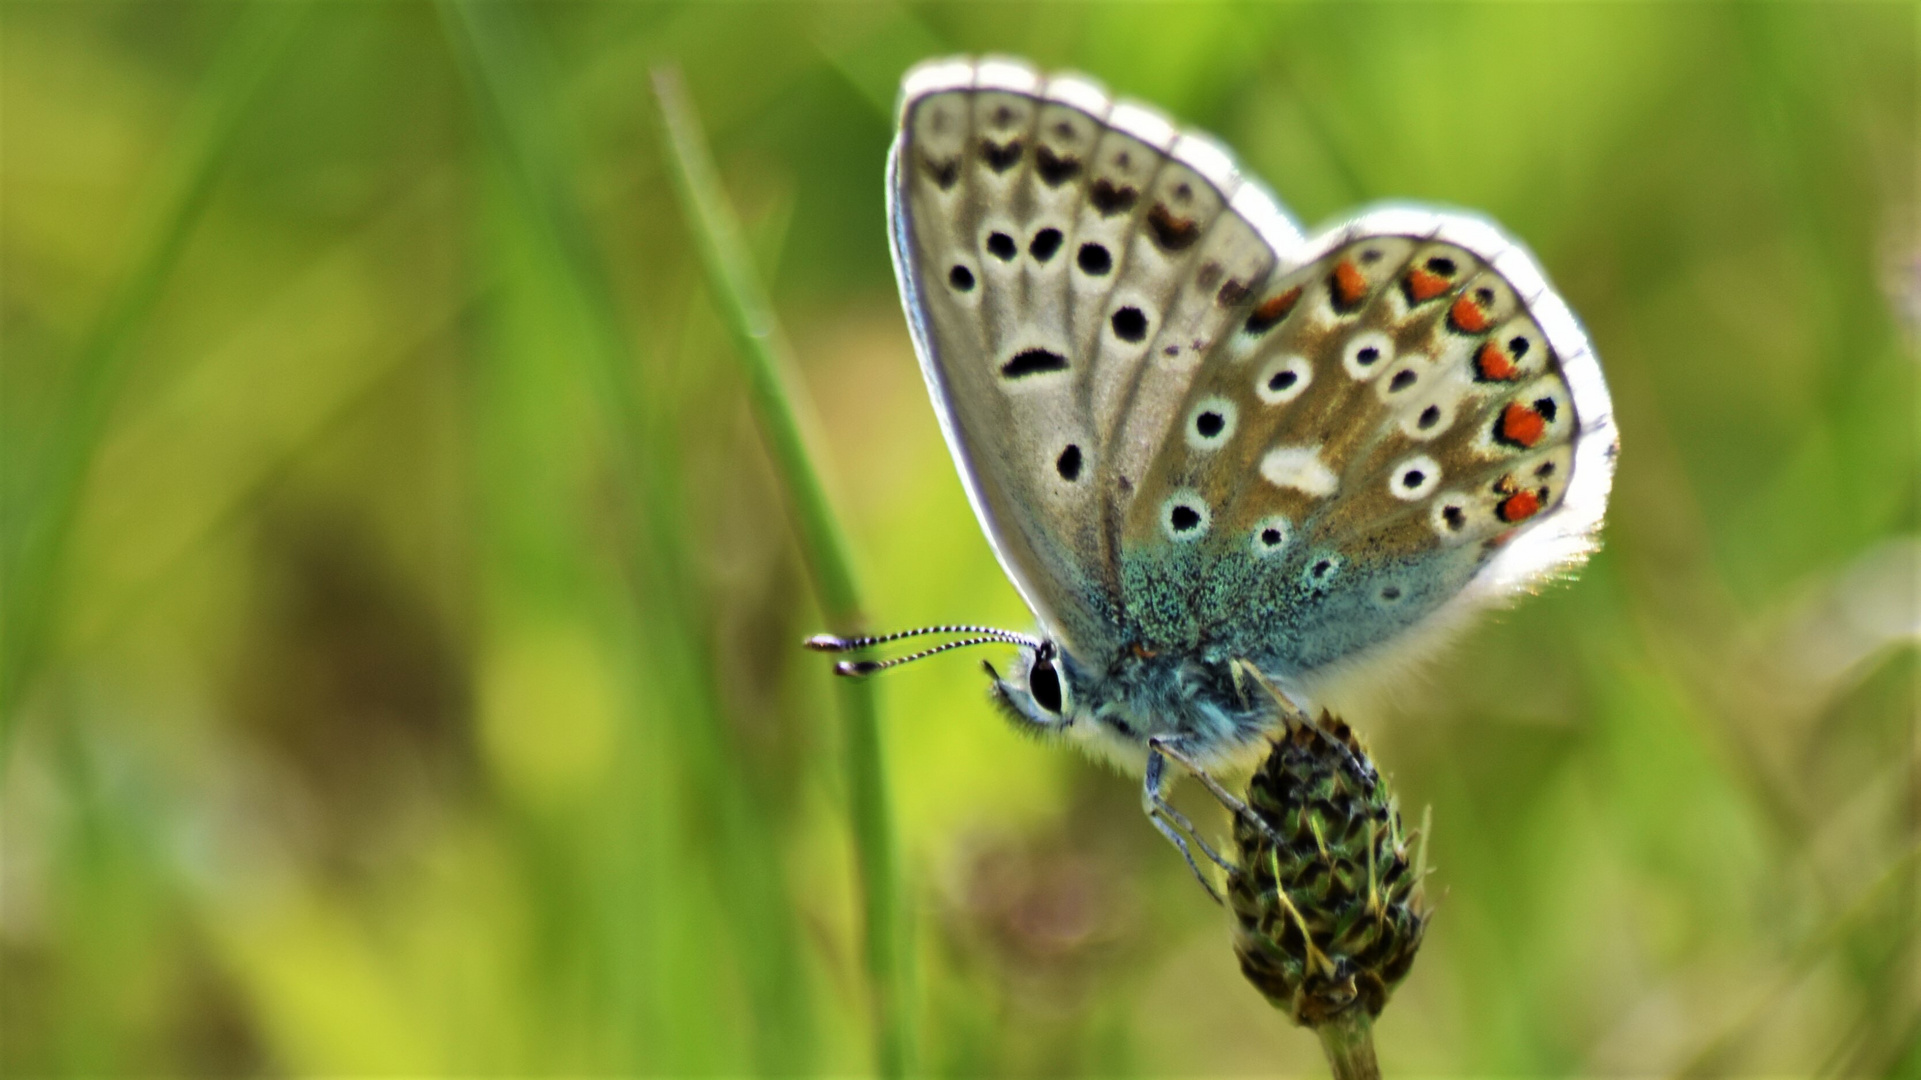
[441,6,812,1073]
[0,0,307,760]
[650,66,911,1079]
[1317,1011,1381,1080]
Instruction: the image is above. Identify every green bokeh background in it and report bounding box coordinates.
[3,3,1916,1076]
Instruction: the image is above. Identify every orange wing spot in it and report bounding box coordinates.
[1476,341,1521,381]
[1255,287,1301,322]
[1332,260,1369,308]
[1245,285,1303,333]
[1499,402,1547,448]
[1497,489,1543,523]
[1405,267,1449,302]
[1449,294,1491,334]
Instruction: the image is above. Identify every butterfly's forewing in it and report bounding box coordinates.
[1122,209,1617,677]
[888,58,1302,660]
[891,56,1617,687]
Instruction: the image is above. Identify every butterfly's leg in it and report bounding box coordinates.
[1151,738,1286,849]
[1143,746,1235,902]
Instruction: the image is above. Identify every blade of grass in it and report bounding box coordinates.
[0,0,309,760]
[650,66,912,1079]
[1674,839,1921,1079]
[440,4,814,1074]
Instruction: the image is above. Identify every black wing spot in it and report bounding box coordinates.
[1111,307,1148,342]
[1056,444,1083,481]
[1269,370,1298,392]
[1195,411,1225,437]
[1356,346,1381,366]
[1146,204,1201,251]
[1425,255,1457,275]
[981,139,1023,172]
[1475,287,1495,305]
[1216,279,1250,306]
[1029,228,1063,262]
[1380,585,1402,601]
[924,156,959,189]
[1535,461,1556,478]
[986,232,1017,261]
[1389,369,1417,391]
[948,265,975,291]
[1418,405,1442,429]
[1169,505,1201,532]
[1401,469,1426,488]
[1077,243,1112,275]
[1001,348,1069,378]
[1090,179,1138,216]
[1534,396,1559,423]
[1260,528,1284,547]
[1509,335,1531,358]
[1360,248,1383,263]
[1442,506,1466,531]
[1035,146,1081,185]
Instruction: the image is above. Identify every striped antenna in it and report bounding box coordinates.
[830,635,1023,677]
[805,624,1040,678]
[806,624,1041,653]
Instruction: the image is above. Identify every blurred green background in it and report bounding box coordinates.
[3,2,1916,1076]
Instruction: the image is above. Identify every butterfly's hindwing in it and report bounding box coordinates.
[1121,221,1601,674]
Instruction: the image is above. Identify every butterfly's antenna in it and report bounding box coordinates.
[805,625,1042,653]
[827,636,1028,677]
[805,625,1043,678]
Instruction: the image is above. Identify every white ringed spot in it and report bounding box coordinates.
[1249,514,1293,557]
[1389,455,1441,501]
[1260,445,1338,498]
[1400,399,1453,441]
[1161,490,1211,542]
[1342,330,1394,382]
[1301,552,1344,588]
[1254,355,1312,405]
[1431,492,1473,540]
[1185,396,1237,451]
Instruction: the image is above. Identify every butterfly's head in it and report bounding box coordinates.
[982,637,1079,737]
[806,625,1085,735]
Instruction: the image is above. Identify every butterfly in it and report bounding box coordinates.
[810,56,1618,893]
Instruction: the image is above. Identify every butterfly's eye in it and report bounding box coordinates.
[1028,653,1063,713]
